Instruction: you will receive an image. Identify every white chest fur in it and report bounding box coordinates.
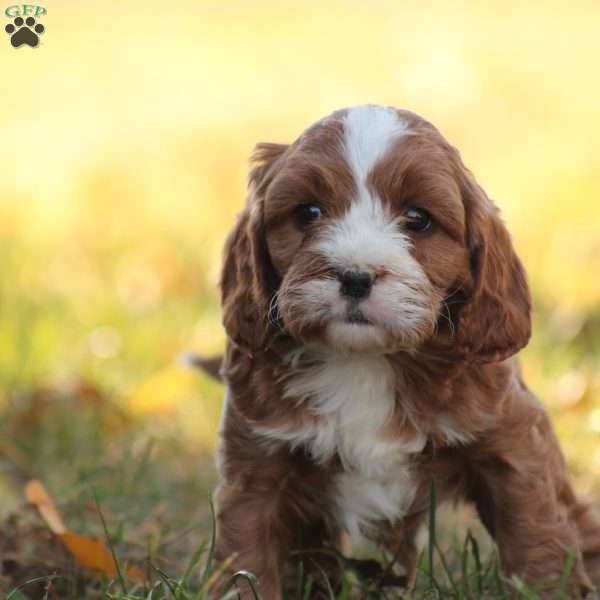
[254,350,427,538]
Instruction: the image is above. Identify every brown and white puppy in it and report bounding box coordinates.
[212,105,600,599]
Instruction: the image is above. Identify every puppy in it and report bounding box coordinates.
[210,105,600,599]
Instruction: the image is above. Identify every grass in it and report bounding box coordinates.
[0,378,593,599]
[0,474,581,600]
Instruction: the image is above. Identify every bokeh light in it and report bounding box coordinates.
[0,0,599,498]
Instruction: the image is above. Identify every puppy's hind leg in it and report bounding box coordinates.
[379,511,428,590]
[572,498,600,589]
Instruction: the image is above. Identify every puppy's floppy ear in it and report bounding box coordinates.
[220,143,288,353]
[454,165,532,364]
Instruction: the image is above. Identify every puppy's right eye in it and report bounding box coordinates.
[294,203,322,227]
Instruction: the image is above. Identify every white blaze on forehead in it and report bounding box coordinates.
[315,105,415,271]
[343,105,411,183]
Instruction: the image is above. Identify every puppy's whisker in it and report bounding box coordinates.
[410,348,456,364]
[440,301,456,337]
[267,290,284,331]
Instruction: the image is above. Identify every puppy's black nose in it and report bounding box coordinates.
[339,270,373,300]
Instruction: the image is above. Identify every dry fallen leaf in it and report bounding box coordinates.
[61,531,138,578]
[25,479,67,534]
[25,479,144,581]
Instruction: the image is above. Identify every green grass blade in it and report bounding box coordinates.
[435,541,459,597]
[509,576,539,600]
[181,539,208,588]
[491,549,509,599]
[466,530,483,595]
[558,546,577,600]
[6,575,61,600]
[93,489,128,594]
[198,494,217,592]
[301,576,314,600]
[146,580,165,600]
[315,565,336,600]
[150,562,179,597]
[428,479,437,585]
[460,533,474,600]
[222,570,261,599]
[130,438,155,491]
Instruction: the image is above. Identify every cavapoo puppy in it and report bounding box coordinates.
[207,105,600,599]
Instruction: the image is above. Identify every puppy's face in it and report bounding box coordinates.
[222,105,530,362]
[264,106,469,353]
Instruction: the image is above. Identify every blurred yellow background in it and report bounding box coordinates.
[1,0,599,499]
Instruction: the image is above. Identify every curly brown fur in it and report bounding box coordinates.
[207,105,600,599]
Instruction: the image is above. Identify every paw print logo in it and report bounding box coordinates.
[5,16,45,48]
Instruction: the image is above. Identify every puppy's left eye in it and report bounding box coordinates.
[294,203,322,227]
[404,207,432,233]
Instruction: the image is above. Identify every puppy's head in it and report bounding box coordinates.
[221,105,531,362]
